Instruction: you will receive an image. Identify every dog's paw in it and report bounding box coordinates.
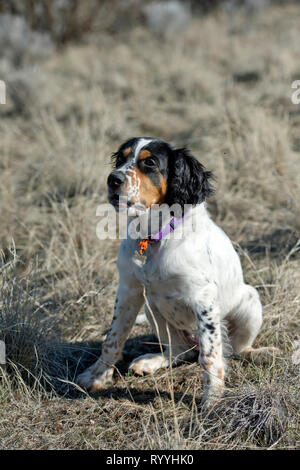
[200,387,224,411]
[76,364,114,392]
[129,353,169,376]
[200,396,221,411]
[240,346,280,365]
[135,313,148,325]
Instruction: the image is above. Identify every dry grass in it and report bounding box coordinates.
[0,4,299,450]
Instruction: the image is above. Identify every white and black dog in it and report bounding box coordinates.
[77,137,278,406]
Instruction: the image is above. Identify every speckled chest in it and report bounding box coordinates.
[136,252,196,330]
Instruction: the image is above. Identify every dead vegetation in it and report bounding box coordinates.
[0,2,299,450]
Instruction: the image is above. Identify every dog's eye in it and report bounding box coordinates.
[143,157,157,168]
[116,155,126,167]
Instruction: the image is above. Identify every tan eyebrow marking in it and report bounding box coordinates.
[123,147,131,157]
[139,149,152,160]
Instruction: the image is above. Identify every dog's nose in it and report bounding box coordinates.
[107,171,126,189]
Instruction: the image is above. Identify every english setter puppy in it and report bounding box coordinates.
[77,137,278,406]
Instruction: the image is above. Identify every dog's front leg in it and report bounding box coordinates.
[193,298,225,407]
[76,285,143,392]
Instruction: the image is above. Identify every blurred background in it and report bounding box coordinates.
[0,0,299,450]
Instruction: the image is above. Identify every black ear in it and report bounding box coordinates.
[165,148,213,209]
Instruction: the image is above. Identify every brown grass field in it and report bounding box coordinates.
[0,3,299,450]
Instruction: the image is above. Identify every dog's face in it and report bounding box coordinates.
[107,138,170,212]
[107,137,213,213]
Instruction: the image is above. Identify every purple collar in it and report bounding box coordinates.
[149,209,190,243]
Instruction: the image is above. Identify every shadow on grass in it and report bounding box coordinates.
[47,333,165,399]
[242,228,299,258]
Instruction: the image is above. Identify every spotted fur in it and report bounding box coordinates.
[77,137,279,406]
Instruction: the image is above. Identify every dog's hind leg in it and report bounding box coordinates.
[228,284,279,364]
[129,304,196,376]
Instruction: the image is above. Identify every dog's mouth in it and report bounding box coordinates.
[109,194,147,216]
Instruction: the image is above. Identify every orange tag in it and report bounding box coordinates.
[138,239,150,255]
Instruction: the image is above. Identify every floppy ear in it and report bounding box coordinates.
[165,148,213,209]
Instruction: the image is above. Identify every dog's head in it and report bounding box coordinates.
[107,137,213,214]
